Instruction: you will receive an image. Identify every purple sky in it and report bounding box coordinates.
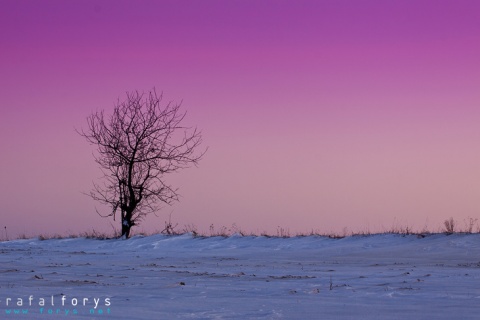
[1,0,480,237]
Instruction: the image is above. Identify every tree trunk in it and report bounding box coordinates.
[121,219,132,239]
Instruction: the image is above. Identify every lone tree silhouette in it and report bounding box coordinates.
[79,89,204,238]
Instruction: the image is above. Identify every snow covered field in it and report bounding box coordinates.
[1,233,480,319]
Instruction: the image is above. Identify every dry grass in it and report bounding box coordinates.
[3,217,480,241]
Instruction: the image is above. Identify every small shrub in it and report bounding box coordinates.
[276,227,290,238]
[208,224,228,237]
[463,217,478,234]
[444,217,456,234]
[161,213,180,235]
[183,224,199,237]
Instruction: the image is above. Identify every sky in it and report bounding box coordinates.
[1,0,480,237]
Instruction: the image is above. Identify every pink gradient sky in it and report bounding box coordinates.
[1,0,480,237]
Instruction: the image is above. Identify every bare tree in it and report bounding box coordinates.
[79,89,205,238]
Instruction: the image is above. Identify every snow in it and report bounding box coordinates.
[1,233,480,319]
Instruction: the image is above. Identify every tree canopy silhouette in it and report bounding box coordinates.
[79,89,205,238]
